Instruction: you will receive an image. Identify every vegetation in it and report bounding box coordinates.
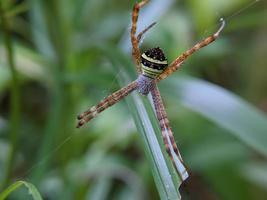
[0,0,267,199]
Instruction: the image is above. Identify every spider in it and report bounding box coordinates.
[76,0,225,180]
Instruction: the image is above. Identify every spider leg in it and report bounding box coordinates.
[131,0,149,74]
[137,22,156,43]
[150,86,188,181]
[157,18,226,81]
[77,81,138,128]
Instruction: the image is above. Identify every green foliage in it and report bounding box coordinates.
[0,0,267,199]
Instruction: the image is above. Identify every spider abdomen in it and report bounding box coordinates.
[141,47,168,79]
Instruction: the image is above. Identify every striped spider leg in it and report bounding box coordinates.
[76,81,138,128]
[150,85,188,180]
[77,0,225,179]
[157,18,225,82]
[131,0,150,74]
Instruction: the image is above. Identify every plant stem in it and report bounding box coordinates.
[0,2,20,189]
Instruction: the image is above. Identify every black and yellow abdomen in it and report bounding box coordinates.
[137,47,168,95]
[141,47,168,79]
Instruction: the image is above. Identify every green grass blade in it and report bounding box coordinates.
[163,76,267,156]
[125,90,182,200]
[101,46,185,200]
[0,181,43,200]
[0,2,21,189]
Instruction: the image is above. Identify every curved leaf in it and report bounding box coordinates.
[0,181,43,200]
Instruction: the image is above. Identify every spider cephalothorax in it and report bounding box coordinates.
[137,47,168,95]
[77,0,225,181]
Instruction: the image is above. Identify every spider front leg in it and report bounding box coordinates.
[150,86,188,181]
[157,18,226,81]
[131,0,149,74]
[137,22,156,43]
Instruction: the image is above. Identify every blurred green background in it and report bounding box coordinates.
[0,0,267,199]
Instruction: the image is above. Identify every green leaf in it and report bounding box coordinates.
[0,181,43,200]
[162,76,267,156]
[101,46,184,200]
[241,161,267,190]
[6,2,28,18]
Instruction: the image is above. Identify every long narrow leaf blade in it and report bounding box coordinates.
[163,76,267,156]
[102,46,186,199]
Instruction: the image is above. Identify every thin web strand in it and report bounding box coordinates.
[20,136,72,179]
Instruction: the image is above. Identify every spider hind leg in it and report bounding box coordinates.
[76,81,138,128]
[150,86,189,180]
